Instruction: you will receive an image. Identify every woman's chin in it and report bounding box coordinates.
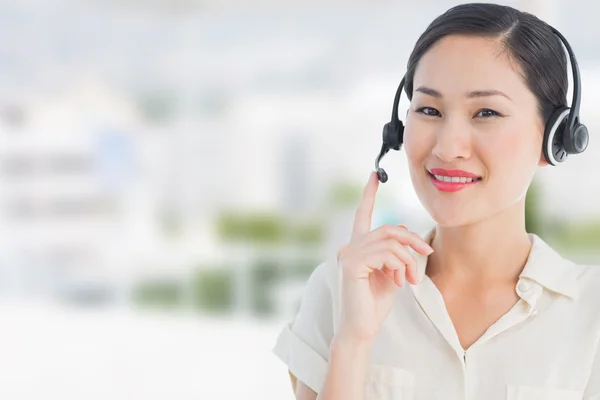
[425,204,481,228]
[431,215,474,228]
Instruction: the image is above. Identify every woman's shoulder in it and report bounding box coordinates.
[567,260,600,298]
[525,234,600,299]
[296,255,341,308]
[305,255,339,288]
[541,250,600,316]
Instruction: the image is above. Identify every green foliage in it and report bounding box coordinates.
[215,210,324,245]
[133,281,183,308]
[193,268,234,313]
[327,181,363,208]
[552,221,600,250]
[525,178,543,236]
[288,259,321,278]
[250,260,280,316]
[216,211,286,244]
[289,221,323,245]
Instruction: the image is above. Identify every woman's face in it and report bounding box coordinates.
[403,34,546,227]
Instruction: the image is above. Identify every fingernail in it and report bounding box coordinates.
[426,245,434,255]
[367,171,375,183]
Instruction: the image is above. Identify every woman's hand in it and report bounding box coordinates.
[336,171,434,342]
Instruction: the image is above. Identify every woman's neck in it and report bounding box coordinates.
[425,200,533,284]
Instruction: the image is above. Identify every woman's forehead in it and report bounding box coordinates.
[412,34,530,100]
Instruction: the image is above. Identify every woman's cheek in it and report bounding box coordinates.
[403,122,432,163]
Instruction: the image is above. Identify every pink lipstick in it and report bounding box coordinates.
[428,168,482,192]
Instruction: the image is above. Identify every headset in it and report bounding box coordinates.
[374,27,589,183]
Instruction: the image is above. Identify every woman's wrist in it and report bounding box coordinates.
[331,331,375,354]
[329,331,375,375]
[319,333,375,400]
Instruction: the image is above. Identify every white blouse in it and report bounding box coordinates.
[272,228,600,399]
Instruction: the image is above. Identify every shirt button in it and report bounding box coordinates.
[517,280,532,293]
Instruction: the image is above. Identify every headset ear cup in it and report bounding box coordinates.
[397,121,405,149]
[383,120,405,151]
[543,107,570,166]
[566,123,589,154]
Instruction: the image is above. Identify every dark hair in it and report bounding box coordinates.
[404,3,568,124]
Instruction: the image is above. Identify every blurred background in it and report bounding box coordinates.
[0,0,599,398]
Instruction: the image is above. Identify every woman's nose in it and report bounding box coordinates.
[431,119,472,162]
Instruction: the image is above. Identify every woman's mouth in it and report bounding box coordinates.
[427,168,482,192]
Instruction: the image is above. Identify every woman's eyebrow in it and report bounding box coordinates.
[415,86,442,98]
[467,89,512,101]
[415,85,513,101]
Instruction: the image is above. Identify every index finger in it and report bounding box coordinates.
[351,171,380,239]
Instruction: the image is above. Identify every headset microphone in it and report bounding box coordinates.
[375,77,406,183]
[375,28,588,183]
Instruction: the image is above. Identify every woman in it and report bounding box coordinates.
[273,3,600,400]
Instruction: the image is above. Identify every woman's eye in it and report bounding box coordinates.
[475,108,500,118]
[417,107,441,117]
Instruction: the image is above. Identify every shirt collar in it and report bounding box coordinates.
[413,226,579,300]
